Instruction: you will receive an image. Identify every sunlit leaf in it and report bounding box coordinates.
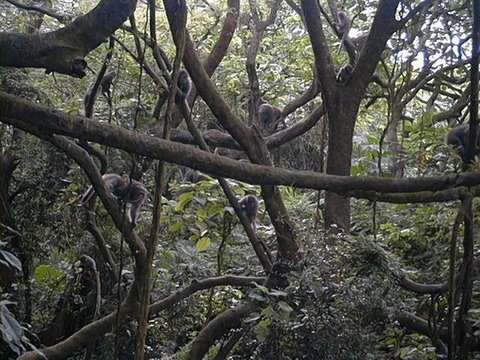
[195,237,211,252]
[176,192,194,211]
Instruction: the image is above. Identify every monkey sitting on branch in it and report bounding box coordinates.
[175,69,192,106]
[80,173,148,226]
[335,10,351,54]
[257,103,286,136]
[84,70,116,110]
[239,195,259,232]
[446,124,480,163]
[100,70,116,104]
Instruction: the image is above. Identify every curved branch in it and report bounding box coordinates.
[5,0,68,23]
[203,0,240,76]
[149,275,264,315]
[0,0,137,77]
[17,275,262,360]
[266,105,325,148]
[398,275,449,294]
[282,67,320,117]
[189,303,256,360]
[396,311,448,340]
[18,305,131,360]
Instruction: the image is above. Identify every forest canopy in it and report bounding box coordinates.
[1,0,480,359]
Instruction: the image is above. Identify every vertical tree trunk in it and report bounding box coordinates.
[324,93,360,233]
[385,107,405,177]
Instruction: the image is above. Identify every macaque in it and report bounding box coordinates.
[239,195,259,232]
[336,64,353,85]
[84,70,116,110]
[336,10,351,54]
[258,103,285,136]
[80,173,148,226]
[71,57,87,77]
[447,124,480,162]
[100,71,116,101]
[175,70,192,105]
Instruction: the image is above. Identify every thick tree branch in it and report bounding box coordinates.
[266,105,325,148]
[300,0,336,100]
[190,303,256,359]
[5,93,480,195]
[203,0,240,76]
[0,0,137,77]
[282,65,320,117]
[343,186,480,204]
[17,275,262,360]
[352,0,400,92]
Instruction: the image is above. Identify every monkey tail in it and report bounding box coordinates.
[80,186,96,205]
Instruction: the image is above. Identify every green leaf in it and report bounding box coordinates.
[420,111,434,126]
[0,250,22,271]
[197,207,208,220]
[254,318,271,342]
[34,264,64,286]
[176,192,194,211]
[195,237,211,252]
[169,222,183,233]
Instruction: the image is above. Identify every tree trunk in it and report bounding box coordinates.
[385,107,405,177]
[324,93,360,233]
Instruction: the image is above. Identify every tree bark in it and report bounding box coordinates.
[0,0,137,77]
[324,93,360,232]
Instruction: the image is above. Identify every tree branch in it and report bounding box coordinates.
[0,0,137,77]
[5,93,480,195]
[5,0,69,23]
